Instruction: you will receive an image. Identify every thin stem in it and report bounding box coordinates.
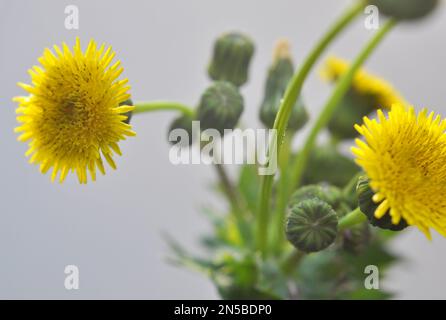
[338,207,367,231]
[282,250,305,275]
[134,101,195,117]
[214,163,252,247]
[256,1,365,257]
[214,163,245,217]
[134,100,250,236]
[289,19,396,193]
[134,101,243,213]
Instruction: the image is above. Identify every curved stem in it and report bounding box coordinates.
[256,1,365,257]
[338,207,366,231]
[289,20,396,193]
[134,101,195,117]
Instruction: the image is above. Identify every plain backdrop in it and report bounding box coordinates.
[1,0,445,299]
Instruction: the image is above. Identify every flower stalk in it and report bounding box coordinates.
[256,0,365,257]
[338,207,367,231]
[214,163,246,219]
[289,19,396,193]
[271,131,293,253]
[134,101,195,117]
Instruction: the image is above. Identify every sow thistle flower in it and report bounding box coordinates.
[321,55,407,139]
[352,104,446,238]
[14,38,135,184]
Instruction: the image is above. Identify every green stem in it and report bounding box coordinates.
[134,101,195,117]
[214,163,252,246]
[214,163,245,217]
[271,131,293,253]
[256,1,365,257]
[134,100,250,237]
[289,19,396,192]
[338,207,367,231]
[282,250,305,275]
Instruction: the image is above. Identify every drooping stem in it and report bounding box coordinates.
[256,1,365,257]
[289,20,396,193]
[338,207,367,231]
[134,101,195,117]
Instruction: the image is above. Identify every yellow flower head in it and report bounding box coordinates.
[352,104,446,239]
[14,38,135,184]
[321,55,407,109]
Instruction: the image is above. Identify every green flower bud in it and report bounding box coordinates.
[302,145,360,187]
[260,39,308,131]
[357,176,408,231]
[197,81,244,135]
[167,113,195,146]
[369,0,439,21]
[286,198,338,253]
[208,32,255,87]
[120,98,133,124]
[289,184,342,210]
[327,90,375,140]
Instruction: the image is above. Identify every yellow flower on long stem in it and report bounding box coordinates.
[321,55,407,109]
[14,38,135,184]
[352,104,446,238]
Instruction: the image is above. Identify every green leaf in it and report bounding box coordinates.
[297,250,354,299]
[163,233,215,275]
[211,252,284,300]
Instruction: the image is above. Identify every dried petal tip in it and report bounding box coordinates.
[260,41,308,131]
[272,38,292,62]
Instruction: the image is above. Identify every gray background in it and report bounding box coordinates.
[1,0,445,299]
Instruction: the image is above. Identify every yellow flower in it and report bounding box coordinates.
[14,38,135,184]
[352,104,446,239]
[321,55,407,109]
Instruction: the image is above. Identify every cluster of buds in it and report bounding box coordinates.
[168,32,254,143]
